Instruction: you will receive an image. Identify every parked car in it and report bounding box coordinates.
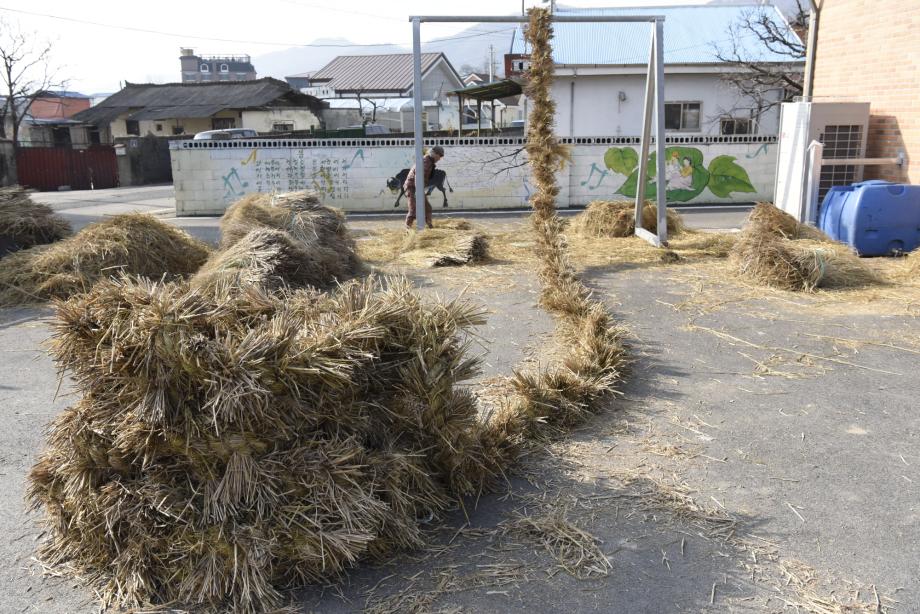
[192,129,258,140]
[509,119,526,129]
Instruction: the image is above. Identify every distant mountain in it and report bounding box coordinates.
[253,24,517,81]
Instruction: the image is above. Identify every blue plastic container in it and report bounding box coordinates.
[818,180,920,256]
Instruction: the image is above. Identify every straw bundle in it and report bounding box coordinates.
[0,186,71,255]
[192,227,344,290]
[28,274,496,612]
[747,201,829,241]
[732,203,877,291]
[0,213,210,305]
[220,191,358,269]
[570,200,686,238]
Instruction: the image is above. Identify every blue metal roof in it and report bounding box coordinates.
[510,5,802,66]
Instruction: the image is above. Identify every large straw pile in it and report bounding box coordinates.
[732,202,877,291]
[0,186,71,255]
[570,200,686,238]
[476,8,628,468]
[28,274,497,612]
[0,213,210,305]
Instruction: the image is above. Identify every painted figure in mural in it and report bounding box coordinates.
[403,145,445,230]
[665,151,694,191]
[387,167,453,208]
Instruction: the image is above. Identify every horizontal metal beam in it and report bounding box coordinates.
[822,157,904,166]
[409,15,664,23]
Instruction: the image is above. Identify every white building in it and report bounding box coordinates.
[300,53,464,132]
[509,5,804,137]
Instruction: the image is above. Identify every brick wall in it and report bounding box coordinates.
[169,137,777,215]
[812,1,920,182]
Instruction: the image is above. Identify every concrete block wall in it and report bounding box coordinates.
[170,135,776,215]
[812,1,920,183]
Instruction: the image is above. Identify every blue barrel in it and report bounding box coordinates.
[818,180,920,256]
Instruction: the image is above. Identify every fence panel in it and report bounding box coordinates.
[15,146,119,191]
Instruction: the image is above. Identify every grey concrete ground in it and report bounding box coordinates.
[1,190,915,612]
[36,185,752,244]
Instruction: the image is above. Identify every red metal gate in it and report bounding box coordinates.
[16,146,119,191]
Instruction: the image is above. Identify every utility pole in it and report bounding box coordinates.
[488,44,495,82]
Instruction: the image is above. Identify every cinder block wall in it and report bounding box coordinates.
[169,136,777,215]
[811,1,920,182]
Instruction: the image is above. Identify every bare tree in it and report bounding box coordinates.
[0,17,66,145]
[713,1,807,128]
[354,92,379,125]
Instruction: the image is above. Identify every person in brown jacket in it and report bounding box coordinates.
[404,145,444,230]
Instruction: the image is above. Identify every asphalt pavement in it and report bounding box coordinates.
[35,185,752,242]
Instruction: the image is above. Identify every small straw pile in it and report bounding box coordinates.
[0,213,210,305]
[397,218,490,268]
[429,233,489,267]
[732,202,877,291]
[28,274,498,612]
[0,186,72,255]
[570,200,686,238]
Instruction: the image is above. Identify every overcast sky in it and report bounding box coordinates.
[0,0,799,94]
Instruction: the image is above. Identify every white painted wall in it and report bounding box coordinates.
[170,136,776,215]
[416,62,463,101]
[241,108,320,132]
[550,72,785,138]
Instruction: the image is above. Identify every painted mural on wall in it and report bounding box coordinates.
[173,139,774,215]
[595,146,758,202]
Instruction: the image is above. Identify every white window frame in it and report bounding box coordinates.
[720,116,753,136]
[200,63,210,73]
[664,101,702,132]
[271,121,295,133]
[220,63,229,73]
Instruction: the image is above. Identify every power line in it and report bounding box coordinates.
[0,5,517,48]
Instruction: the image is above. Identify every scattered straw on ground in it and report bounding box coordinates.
[0,213,210,306]
[0,186,72,255]
[507,508,611,579]
[569,200,686,238]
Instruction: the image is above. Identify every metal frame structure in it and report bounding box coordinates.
[802,140,905,224]
[409,14,668,245]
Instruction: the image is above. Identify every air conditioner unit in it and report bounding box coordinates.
[774,102,870,223]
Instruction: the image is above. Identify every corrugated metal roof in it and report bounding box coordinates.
[73,77,316,125]
[310,53,457,93]
[510,5,802,66]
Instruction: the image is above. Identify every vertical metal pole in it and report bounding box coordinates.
[634,29,656,233]
[803,9,819,100]
[411,17,425,230]
[804,140,824,224]
[653,18,667,245]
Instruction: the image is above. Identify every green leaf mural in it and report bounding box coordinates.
[609,146,756,202]
[604,147,638,176]
[616,147,709,202]
[706,155,757,198]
